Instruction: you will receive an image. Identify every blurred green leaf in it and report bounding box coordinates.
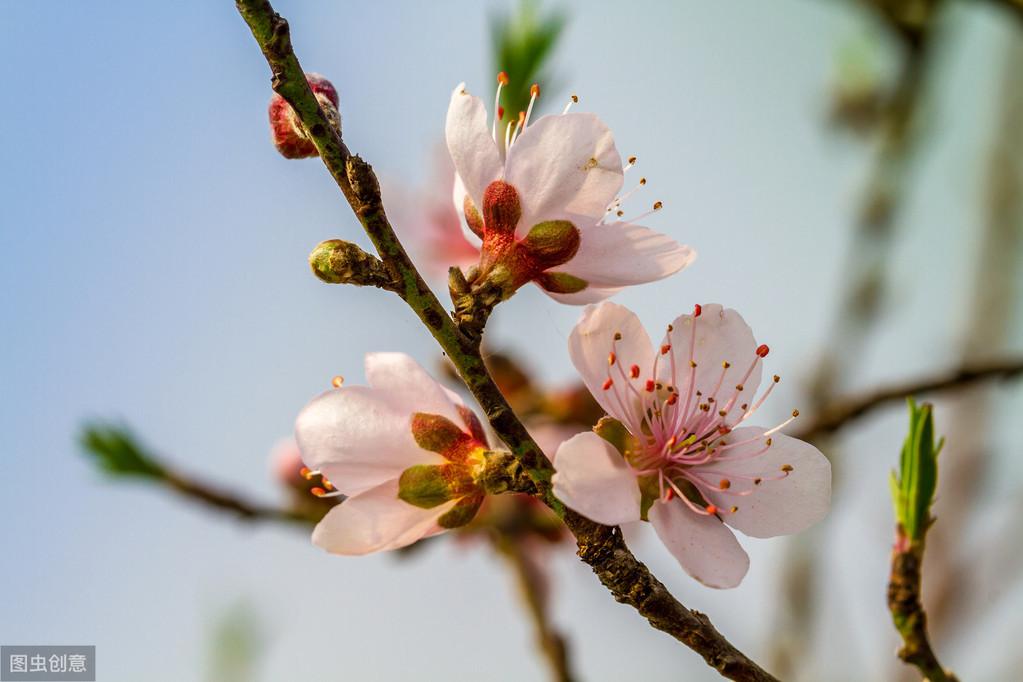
[890,399,944,541]
[79,423,167,479]
[490,0,567,136]
[205,600,265,682]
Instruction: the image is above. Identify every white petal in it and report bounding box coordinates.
[505,113,623,235]
[560,222,695,287]
[648,500,750,589]
[568,302,654,421]
[552,432,641,525]
[700,428,831,538]
[445,83,503,212]
[311,479,456,555]
[364,352,463,425]
[295,386,444,497]
[666,304,762,424]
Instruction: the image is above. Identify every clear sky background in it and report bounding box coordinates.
[2,1,1021,681]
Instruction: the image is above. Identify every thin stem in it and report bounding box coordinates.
[163,470,317,525]
[887,535,958,682]
[233,2,778,679]
[791,358,1023,442]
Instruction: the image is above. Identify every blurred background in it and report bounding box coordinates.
[2,1,1022,680]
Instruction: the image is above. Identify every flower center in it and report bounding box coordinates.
[601,305,799,518]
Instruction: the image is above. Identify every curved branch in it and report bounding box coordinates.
[234,2,777,679]
[793,358,1023,441]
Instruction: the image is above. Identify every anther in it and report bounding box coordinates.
[614,332,623,341]
[773,374,780,383]
[705,504,718,515]
[311,486,326,497]
[729,506,738,513]
[667,393,679,406]
[661,344,671,355]
[754,478,762,485]
[630,364,640,378]
[530,83,540,97]
[331,375,345,388]
[791,409,800,418]
[602,378,614,391]
[722,361,731,369]
[756,344,770,358]
[719,478,731,490]
[689,360,697,368]
[497,106,505,120]
[653,201,663,210]
[645,379,656,392]
[299,466,313,480]
[781,464,794,473]
[608,351,617,366]
[627,155,637,165]
[497,71,509,85]
[694,304,702,317]
[765,438,773,446]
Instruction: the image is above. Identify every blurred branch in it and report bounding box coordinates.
[981,0,1023,25]
[493,533,575,682]
[234,2,778,679]
[80,424,317,525]
[793,358,1023,441]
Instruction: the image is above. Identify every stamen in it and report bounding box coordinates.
[624,156,637,172]
[523,83,539,128]
[561,93,579,115]
[493,72,508,140]
[331,375,345,388]
[602,378,614,391]
[756,344,770,358]
[311,487,343,498]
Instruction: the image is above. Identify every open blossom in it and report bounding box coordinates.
[445,77,695,304]
[295,353,491,555]
[552,303,831,588]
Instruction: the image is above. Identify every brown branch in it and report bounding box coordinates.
[793,358,1023,442]
[161,469,318,525]
[888,535,958,682]
[233,2,778,679]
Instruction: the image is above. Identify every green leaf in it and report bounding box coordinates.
[890,399,941,541]
[79,423,167,479]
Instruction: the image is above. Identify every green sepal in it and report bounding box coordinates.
[411,413,468,455]
[521,220,580,268]
[398,464,474,509]
[437,493,484,529]
[535,271,588,294]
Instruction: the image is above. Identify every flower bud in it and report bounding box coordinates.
[269,73,341,159]
[309,239,394,289]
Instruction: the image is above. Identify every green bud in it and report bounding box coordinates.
[521,220,580,268]
[308,239,393,289]
[398,464,474,509]
[890,399,943,542]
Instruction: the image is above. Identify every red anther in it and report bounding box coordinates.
[660,344,671,355]
[756,344,770,358]
[497,71,509,85]
[719,479,731,490]
[630,364,640,378]
[517,110,525,125]
[530,83,540,97]
[299,466,312,479]
[693,304,702,317]
[608,351,617,366]
[497,106,505,120]
[705,505,718,515]
[667,393,679,406]
[602,378,614,391]
[311,487,326,497]
[645,379,656,392]
[718,425,731,435]
[665,488,675,501]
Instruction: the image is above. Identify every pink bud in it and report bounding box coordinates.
[268,73,340,159]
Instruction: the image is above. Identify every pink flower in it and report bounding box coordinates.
[552,303,831,588]
[445,78,695,304]
[387,146,481,277]
[295,353,490,555]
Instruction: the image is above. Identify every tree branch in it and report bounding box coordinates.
[792,358,1023,441]
[234,1,778,679]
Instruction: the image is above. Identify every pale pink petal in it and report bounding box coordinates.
[699,428,831,539]
[528,423,583,464]
[364,352,463,425]
[666,304,763,424]
[311,479,456,555]
[452,172,484,249]
[295,386,444,497]
[505,113,623,235]
[552,432,641,525]
[445,83,503,211]
[568,302,654,421]
[648,500,750,589]
[559,221,696,287]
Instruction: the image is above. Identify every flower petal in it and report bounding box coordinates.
[568,302,654,422]
[312,479,456,555]
[364,352,463,425]
[559,221,695,287]
[505,113,623,234]
[666,304,762,424]
[445,83,503,212]
[452,172,484,249]
[700,428,831,538]
[295,386,445,497]
[648,500,750,589]
[541,283,623,305]
[552,431,641,525]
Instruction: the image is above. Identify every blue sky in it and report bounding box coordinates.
[2,1,1021,680]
